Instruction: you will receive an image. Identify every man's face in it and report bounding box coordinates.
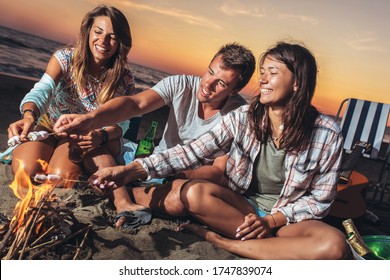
[198,55,240,105]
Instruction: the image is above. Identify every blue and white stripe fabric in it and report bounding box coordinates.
[339,98,390,159]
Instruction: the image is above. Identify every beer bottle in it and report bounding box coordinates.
[342,218,385,260]
[135,121,158,158]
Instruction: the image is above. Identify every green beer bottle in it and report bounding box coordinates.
[135,121,158,158]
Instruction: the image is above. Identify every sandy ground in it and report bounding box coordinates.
[0,72,239,260]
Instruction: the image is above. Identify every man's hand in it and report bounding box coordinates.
[53,113,93,135]
[88,165,129,194]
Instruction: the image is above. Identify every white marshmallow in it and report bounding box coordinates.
[47,174,61,184]
[28,131,50,141]
[34,174,48,183]
[7,136,21,147]
[34,173,62,184]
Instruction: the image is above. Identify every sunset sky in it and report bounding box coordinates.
[0,0,389,116]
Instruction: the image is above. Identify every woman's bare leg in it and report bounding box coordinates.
[12,133,83,188]
[46,139,83,185]
[180,180,254,238]
[178,180,350,259]
[11,134,57,176]
[180,218,350,259]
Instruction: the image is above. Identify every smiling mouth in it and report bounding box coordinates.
[201,86,212,97]
[95,45,109,54]
[261,89,272,94]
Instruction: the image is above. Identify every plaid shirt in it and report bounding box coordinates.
[138,105,343,224]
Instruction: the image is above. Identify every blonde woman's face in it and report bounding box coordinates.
[258,55,296,107]
[88,16,119,66]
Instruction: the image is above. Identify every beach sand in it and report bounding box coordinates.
[0,72,239,260]
[1,73,389,260]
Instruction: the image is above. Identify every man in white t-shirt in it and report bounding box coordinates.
[54,43,256,228]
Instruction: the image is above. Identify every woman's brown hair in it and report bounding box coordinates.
[248,42,319,152]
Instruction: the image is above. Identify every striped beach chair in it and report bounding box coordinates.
[336,98,390,160]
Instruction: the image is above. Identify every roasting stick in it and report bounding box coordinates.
[34,173,119,191]
[33,174,90,185]
[7,131,62,147]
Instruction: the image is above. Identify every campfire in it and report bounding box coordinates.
[0,159,91,260]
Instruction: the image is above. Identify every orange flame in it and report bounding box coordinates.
[37,159,48,172]
[9,159,53,230]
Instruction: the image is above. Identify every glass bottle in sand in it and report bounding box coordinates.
[342,218,385,260]
[135,121,158,158]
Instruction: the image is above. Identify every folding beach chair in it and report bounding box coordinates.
[336,98,390,160]
[328,98,389,219]
[335,98,390,209]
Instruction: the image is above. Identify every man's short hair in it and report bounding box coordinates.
[212,43,256,91]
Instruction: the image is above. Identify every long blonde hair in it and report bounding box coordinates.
[72,5,132,104]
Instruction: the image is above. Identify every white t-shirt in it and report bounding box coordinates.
[152,74,247,153]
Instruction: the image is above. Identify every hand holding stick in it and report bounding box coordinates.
[7,131,59,147]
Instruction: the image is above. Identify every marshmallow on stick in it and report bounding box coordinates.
[34,174,62,184]
[28,131,50,141]
[33,174,89,185]
[7,136,22,147]
[7,131,51,147]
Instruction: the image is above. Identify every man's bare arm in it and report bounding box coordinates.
[54,89,165,133]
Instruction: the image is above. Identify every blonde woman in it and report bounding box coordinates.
[7,5,149,228]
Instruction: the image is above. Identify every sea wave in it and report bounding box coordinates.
[0,25,169,90]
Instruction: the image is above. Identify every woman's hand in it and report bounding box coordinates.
[7,117,35,141]
[235,213,272,241]
[68,129,103,159]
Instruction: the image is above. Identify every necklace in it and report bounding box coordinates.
[271,123,284,141]
[90,75,100,83]
[272,135,282,141]
[88,73,102,84]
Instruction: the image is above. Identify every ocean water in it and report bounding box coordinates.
[0,25,170,91]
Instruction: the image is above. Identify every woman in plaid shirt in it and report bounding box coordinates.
[91,42,351,259]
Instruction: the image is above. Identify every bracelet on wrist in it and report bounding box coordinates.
[22,109,38,123]
[270,214,277,228]
[99,128,108,146]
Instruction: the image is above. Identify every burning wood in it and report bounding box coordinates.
[0,160,91,260]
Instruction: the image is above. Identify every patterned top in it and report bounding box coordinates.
[136,105,344,224]
[47,48,135,125]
